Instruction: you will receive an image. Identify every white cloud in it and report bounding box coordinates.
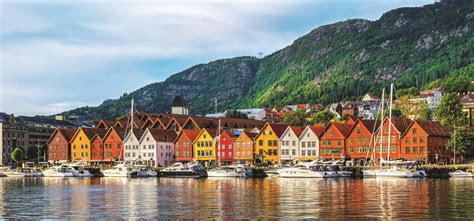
[0,0,433,116]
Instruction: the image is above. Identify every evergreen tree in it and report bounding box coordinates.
[434,93,465,128]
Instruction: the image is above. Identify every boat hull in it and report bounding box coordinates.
[160,170,207,178]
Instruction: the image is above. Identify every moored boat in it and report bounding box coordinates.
[160,162,207,177]
[449,170,473,178]
[207,164,252,177]
[102,162,134,177]
[277,161,332,178]
[68,163,93,177]
[42,165,74,177]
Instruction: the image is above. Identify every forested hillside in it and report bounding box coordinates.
[63,0,474,120]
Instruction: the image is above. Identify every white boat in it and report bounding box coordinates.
[323,160,353,177]
[42,165,74,177]
[207,164,252,177]
[264,170,280,177]
[68,163,93,177]
[102,162,134,177]
[161,162,207,177]
[134,165,157,177]
[449,170,473,178]
[277,161,332,178]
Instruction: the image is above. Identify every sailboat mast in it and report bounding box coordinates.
[218,119,221,165]
[387,83,393,161]
[379,89,385,169]
[131,99,135,162]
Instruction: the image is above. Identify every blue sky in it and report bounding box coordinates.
[0,0,434,116]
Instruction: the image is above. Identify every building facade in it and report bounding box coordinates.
[279,126,303,164]
[174,129,199,162]
[298,126,324,161]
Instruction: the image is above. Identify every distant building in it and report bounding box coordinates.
[0,113,77,165]
[409,87,446,110]
[171,96,189,115]
[460,93,474,126]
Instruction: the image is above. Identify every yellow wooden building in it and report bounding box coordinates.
[254,123,288,164]
[193,128,217,161]
[69,127,97,163]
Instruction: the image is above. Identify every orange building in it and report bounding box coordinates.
[319,123,353,159]
[345,119,376,161]
[401,120,451,164]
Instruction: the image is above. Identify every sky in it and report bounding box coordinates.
[0,0,434,116]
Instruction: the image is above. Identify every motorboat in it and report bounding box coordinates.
[134,165,157,177]
[68,163,93,177]
[42,165,74,177]
[160,162,207,177]
[449,170,473,178]
[207,164,252,177]
[264,169,280,177]
[102,162,134,177]
[323,160,353,177]
[277,161,332,178]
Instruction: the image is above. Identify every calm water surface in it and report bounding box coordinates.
[0,177,472,219]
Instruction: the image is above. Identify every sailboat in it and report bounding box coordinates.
[449,129,473,178]
[102,99,156,177]
[362,84,426,178]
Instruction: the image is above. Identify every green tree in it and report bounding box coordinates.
[312,110,336,126]
[283,110,307,126]
[434,93,465,128]
[396,87,419,98]
[224,110,249,119]
[27,146,38,159]
[417,102,432,120]
[11,147,25,166]
[447,128,474,158]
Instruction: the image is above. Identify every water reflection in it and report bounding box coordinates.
[0,177,472,219]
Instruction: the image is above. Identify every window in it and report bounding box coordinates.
[413,137,417,144]
[228,144,232,149]
[311,141,316,147]
[337,140,341,146]
[406,147,410,153]
[420,137,424,143]
[412,128,417,134]
[268,140,272,146]
[259,140,263,146]
[405,138,410,144]
[350,147,354,153]
[413,147,418,153]
[350,138,354,144]
[329,130,334,135]
[292,149,296,155]
[356,128,361,134]
[292,141,296,146]
[391,136,396,143]
[302,142,306,148]
[301,150,305,156]
[420,147,424,153]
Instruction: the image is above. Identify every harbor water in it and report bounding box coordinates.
[0,177,473,219]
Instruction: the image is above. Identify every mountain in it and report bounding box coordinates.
[63,0,474,120]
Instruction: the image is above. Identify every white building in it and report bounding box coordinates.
[299,126,325,160]
[138,128,177,167]
[171,96,189,115]
[123,130,142,162]
[279,126,303,164]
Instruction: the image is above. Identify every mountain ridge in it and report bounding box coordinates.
[62,0,474,120]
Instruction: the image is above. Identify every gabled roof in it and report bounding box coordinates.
[175,129,200,143]
[147,129,178,142]
[308,126,325,137]
[404,120,450,137]
[323,123,353,138]
[391,117,413,134]
[289,126,304,137]
[96,119,117,129]
[269,123,289,138]
[46,128,77,145]
[359,119,377,133]
[90,128,109,142]
[103,127,127,141]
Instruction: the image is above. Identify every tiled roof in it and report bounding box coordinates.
[289,126,304,137]
[391,117,413,134]
[360,119,377,132]
[180,129,200,142]
[309,126,325,137]
[148,129,178,142]
[269,123,289,138]
[331,123,353,137]
[415,120,450,136]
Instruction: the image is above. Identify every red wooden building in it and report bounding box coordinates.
[90,129,109,164]
[319,123,353,159]
[102,127,126,162]
[174,129,200,162]
[46,128,76,163]
[216,131,236,163]
[345,119,376,161]
[401,120,451,164]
